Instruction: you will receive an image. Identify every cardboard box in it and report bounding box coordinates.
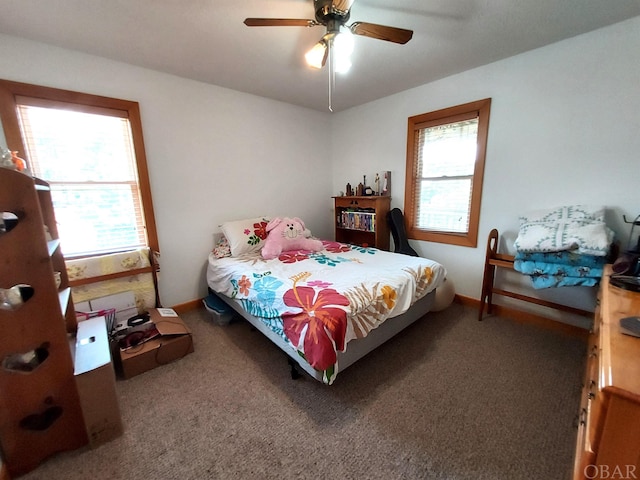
[74,316,123,447]
[118,308,194,379]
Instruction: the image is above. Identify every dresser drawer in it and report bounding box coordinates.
[574,384,595,480]
[574,334,598,480]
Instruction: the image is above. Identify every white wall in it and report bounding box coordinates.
[331,16,640,327]
[0,34,333,307]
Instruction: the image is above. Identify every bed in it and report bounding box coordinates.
[206,217,446,384]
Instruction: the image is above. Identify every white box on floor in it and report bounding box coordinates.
[74,316,123,447]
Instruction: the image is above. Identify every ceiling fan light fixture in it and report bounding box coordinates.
[332,29,354,73]
[305,40,328,69]
[334,57,352,74]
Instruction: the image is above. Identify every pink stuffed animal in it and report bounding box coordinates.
[261,217,324,260]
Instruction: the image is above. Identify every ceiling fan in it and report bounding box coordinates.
[244,0,413,71]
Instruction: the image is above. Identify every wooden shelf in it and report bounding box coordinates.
[333,196,390,250]
[0,169,88,477]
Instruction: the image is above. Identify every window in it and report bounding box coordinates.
[0,80,158,258]
[404,98,491,247]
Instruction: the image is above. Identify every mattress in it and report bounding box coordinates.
[206,240,446,383]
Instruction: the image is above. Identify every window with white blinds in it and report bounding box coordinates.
[0,80,158,260]
[17,101,146,257]
[404,99,491,248]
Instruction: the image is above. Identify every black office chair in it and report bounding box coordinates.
[387,208,419,257]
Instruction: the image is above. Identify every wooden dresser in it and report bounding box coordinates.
[573,266,640,480]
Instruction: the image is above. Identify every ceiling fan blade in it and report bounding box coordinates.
[349,21,413,44]
[244,18,317,27]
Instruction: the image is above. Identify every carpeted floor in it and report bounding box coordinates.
[20,303,586,480]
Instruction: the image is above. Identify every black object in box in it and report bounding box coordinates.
[118,308,194,379]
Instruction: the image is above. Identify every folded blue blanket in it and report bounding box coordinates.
[514,246,605,289]
[514,251,607,268]
[514,259,604,279]
[528,274,600,289]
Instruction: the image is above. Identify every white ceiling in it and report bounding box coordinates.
[1,0,639,112]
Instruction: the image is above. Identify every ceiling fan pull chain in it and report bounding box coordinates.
[328,40,334,112]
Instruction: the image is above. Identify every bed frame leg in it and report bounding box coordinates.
[287,357,302,380]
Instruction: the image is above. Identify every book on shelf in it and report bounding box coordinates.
[339,211,376,232]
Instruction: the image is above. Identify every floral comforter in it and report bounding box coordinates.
[206,240,446,384]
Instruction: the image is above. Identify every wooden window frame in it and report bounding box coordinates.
[0,79,159,257]
[404,98,491,248]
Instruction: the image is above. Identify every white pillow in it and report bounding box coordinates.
[220,217,270,257]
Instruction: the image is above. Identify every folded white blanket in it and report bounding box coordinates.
[514,205,614,256]
[518,205,605,224]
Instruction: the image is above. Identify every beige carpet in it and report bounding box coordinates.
[20,303,585,480]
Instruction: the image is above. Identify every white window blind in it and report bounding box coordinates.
[412,116,479,234]
[17,102,147,257]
